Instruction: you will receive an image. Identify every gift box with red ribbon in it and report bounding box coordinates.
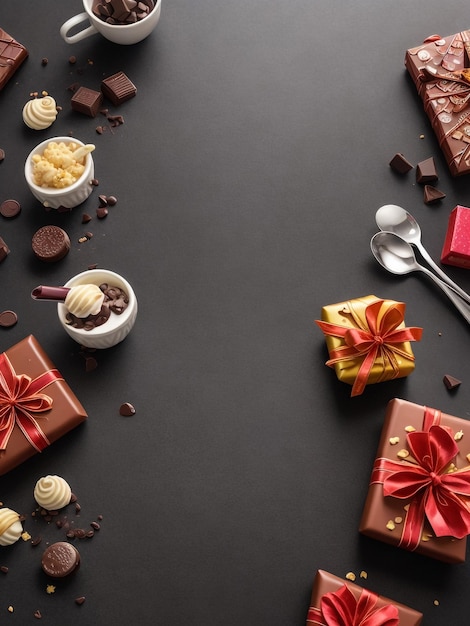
[359,398,470,563]
[306,569,423,626]
[405,31,470,177]
[315,296,422,397]
[0,335,87,475]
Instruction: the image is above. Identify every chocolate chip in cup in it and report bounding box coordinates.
[32,225,71,262]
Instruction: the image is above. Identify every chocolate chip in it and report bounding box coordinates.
[0,566,9,573]
[0,310,18,328]
[96,207,108,219]
[41,57,48,66]
[69,56,77,64]
[98,194,108,207]
[119,402,136,416]
[85,356,98,372]
[90,178,99,186]
[0,237,10,262]
[31,536,42,546]
[0,199,21,218]
[0,149,5,161]
[82,213,92,223]
[90,521,101,530]
[443,374,461,390]
[34,609,42,619]
[75,597,86,605]
[106,195,117,206]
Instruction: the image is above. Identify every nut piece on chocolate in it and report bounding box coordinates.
[389,152,413,174]
[101,71,137,106]
[0,28,28,92]
[423,184,446,204]
[416,157,438,184]
[41,542,80,578]
[71,86,104,118]
[32,225,71,262]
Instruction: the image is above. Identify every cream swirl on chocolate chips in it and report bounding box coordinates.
[34,475,72,511]
[23,96,58,130]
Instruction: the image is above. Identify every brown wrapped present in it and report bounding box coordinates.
[306,569,423,625]
[359,398,470,563]
[405,31,470,176]
[0,335,87,475]
[315,296,422,397]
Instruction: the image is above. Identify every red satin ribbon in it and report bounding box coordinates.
[316,299,422,397]
[0,351,63,453]
[371,407,470,548]
[307,584,399,626]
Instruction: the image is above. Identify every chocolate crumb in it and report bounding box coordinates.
[0,565,9,573]
[106,195,117,206]
[75,596,86,605]
[96,207,108,219]
[82,213,92,223]
[69,56,77,64]
[41,58,48,66]
[443,374,461,390]
[119,402,136,416]
[31,536,42,546]
[34,609,42,619]
[0,148,5,161]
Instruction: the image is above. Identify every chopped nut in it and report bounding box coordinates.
[394,516,403,524]
[466,453,470,464]
[404,425,416,433]
[21,531,31,541]
[386,520,396,531]
[389,436,400,445]
[359,570,367,579]
[345,572,356,581]
[46,585,56,594]
[454,430,464,441]
[7,606,13,613]
[397,449,409,459]
[447,463,457,473]
[434,599,440,606]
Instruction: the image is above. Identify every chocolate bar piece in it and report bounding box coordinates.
[0,335,87,476]
[416,157,438,183]
[101,71,137,106]
[306,570,423,626]
[359,398,470,563]
[0,28,28,92]
[405,31,470,176]
[71,86,103,117]
[389,152,413,174]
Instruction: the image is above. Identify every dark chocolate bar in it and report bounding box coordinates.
[0,27,28,91]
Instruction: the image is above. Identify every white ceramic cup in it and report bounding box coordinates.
[60,0,162,45]
[24,136,95,210]
[58,269,138,349]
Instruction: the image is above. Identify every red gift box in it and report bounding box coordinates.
[405,31,470,176]
[0,335,87,475]
[306,569,423,625]
[359,398,470,563]
[441,204,470,268]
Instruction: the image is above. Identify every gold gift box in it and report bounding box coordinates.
[317,295,419,394]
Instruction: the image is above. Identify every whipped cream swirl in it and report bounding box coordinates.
[0,508,23,546]
[34,475,72,511]
[23,95,58,130]
[65,284,105,318]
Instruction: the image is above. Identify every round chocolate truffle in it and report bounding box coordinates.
[32,225,70,262]
[41,541,80,578]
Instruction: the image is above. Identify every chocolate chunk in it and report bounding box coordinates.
[101,71,137,106]
[0,28,29,92]
[82,213,92,224]
[416,157,438,184]
[71,86,103,117]
[0,310,18,328]
[32,225,71,262]
[0,199,21,218]
[389,153,413,174]
[75,597,86,605]
[443,374,461,390]
[0,148,5,161]
[119,402,136,416]
[92,0,154,24]
[0,236,10,262]
[106,195,117,206]
[42,542,80,577]
[423,185,446,204]
[96,207,108,219]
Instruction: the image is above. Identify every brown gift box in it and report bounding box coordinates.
[306,569,423,625]
[0,335,87,476]
[405,31,470,176]
[359,398,470,563]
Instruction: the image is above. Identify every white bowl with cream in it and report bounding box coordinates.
[58,269,137,349]
[24,136,95,209]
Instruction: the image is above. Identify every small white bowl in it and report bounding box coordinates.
[25,136,95,209]
[57,269,137,349]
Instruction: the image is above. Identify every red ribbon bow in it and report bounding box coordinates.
[307,584,399,626]
[372,411,470,548]
[0,351,62,453]
[316,299,422,396]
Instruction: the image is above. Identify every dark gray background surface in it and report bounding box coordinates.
[1,1,470,624]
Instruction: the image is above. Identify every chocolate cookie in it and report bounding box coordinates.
[32,225,70,262]
[41,542,80,577]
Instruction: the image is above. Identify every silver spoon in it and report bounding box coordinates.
[375,204,470,304]
[370,231,470,324]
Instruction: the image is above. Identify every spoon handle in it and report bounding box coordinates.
[417,242,470,305]
[424,268,470,324]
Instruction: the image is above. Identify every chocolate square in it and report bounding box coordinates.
[0,335,87,475]
[359,398,470,563]
[71,86,103,117]
[0,28,28,91]
[307,570,423,625]
[101,71,137,106]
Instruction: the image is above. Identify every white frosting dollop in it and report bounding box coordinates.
[65,284,105,318]
[34,475,72,511]
[23,96,58,130]
[0,508,23,546]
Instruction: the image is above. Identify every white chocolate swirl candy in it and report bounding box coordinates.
[22,95,58,130]
[0,508,23,546]
[65,284,105,318]
[34,475,72,511]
